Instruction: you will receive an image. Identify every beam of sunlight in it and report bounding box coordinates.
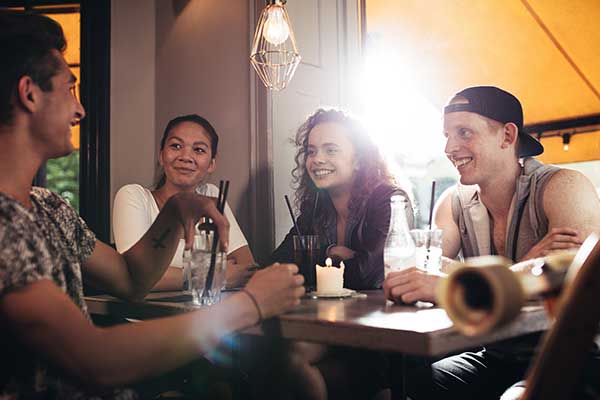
[359,37,445,170]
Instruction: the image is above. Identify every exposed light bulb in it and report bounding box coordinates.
[263,5,290,45]
[562,133,571,151]
[250,0,300,91]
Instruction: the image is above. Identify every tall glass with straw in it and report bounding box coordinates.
[183,180,230,306]
[285,194,320,291]
[410,180,443,272]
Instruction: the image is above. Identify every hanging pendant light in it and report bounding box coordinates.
[250,0,301,91]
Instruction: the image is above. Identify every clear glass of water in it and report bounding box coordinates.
[183,232,227,306]
[410,229,443,273]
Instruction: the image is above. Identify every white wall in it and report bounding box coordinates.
[110,0,157,240]
[270,0,362,245]
[110,1,362,256]
[111,0,254,245]
[154,0,252,235]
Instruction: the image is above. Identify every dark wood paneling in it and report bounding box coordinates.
[79,0,111,242]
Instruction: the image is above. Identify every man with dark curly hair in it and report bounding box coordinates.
[0,11,304,399]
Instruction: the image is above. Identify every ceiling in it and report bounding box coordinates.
[365,0,600,139]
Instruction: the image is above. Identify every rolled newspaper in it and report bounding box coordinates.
[438,251,576,336]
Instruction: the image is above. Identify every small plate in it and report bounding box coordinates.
[307,288,355,298]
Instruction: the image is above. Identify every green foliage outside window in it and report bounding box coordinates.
[47,151,80,212]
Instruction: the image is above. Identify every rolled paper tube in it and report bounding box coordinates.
[438,256,524,336]
[438,252,576,336]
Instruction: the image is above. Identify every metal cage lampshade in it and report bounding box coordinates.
[250,0,301,91]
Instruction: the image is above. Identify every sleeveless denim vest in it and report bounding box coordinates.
[451,158,561,261]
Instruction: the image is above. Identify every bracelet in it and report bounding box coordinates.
[241,288,263,325]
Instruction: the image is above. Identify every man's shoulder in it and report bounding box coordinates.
[30,187,82,223]
[31,186,69,209]
[542,168,594,198]
[31,186,54,198]
[546,167,585,182]
[440,184,459,204]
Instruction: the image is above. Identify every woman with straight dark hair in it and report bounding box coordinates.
[113,114,255,290]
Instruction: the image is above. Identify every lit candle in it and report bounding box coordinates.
[316,257,345,294]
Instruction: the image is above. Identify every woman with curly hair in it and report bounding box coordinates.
[268,108,414,399]
[272,108,413,290]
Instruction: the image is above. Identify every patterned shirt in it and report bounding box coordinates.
[0,188,135,399]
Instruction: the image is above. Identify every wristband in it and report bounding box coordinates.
[241,288,263,325]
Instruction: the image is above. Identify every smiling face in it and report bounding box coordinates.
[32,50,85,159]
[305,122,358,194]
[159,121,216,190]
[443,109,508,186]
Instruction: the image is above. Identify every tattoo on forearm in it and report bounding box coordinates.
[151,228,171,249]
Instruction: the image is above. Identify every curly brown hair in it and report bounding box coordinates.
[292,108,397,221]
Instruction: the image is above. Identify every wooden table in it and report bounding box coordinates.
[85,290,549,358]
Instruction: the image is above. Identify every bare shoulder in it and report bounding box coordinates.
[544,169,598,205]
[547,168,595,189]
[543,168,600,235]
[434,186,462,258]
[433,186,457,225]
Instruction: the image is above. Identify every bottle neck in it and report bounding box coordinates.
[390,199,410,232]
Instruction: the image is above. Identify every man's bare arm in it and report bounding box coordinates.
[83,193,229,300]
[544,169,600,237]
[1,266,303,388]
[434,187,462,260]
[520,170,600,261]
[0,280,256,387]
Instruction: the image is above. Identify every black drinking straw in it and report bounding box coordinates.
[203,180,229,299]
[428,180,436,230]
[284,194,305,249]
[220,181,229,215]
[216,180,224,212]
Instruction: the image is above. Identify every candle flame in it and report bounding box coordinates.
[325,257,333,267]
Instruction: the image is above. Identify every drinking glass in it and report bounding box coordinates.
[410,229,443,273]
[183,232,227,306]
[293,235,320,292]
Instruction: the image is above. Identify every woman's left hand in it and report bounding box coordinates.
[327,245,355,260]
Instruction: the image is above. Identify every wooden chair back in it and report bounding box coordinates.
[522,233,600,400]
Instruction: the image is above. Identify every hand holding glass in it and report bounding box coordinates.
[183,232,227,306]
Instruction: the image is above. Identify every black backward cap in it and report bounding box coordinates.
[444,86,544,157]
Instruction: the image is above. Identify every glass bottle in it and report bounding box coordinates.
[384,195,416,277]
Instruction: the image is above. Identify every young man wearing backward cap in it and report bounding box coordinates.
[384,86,600,399]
